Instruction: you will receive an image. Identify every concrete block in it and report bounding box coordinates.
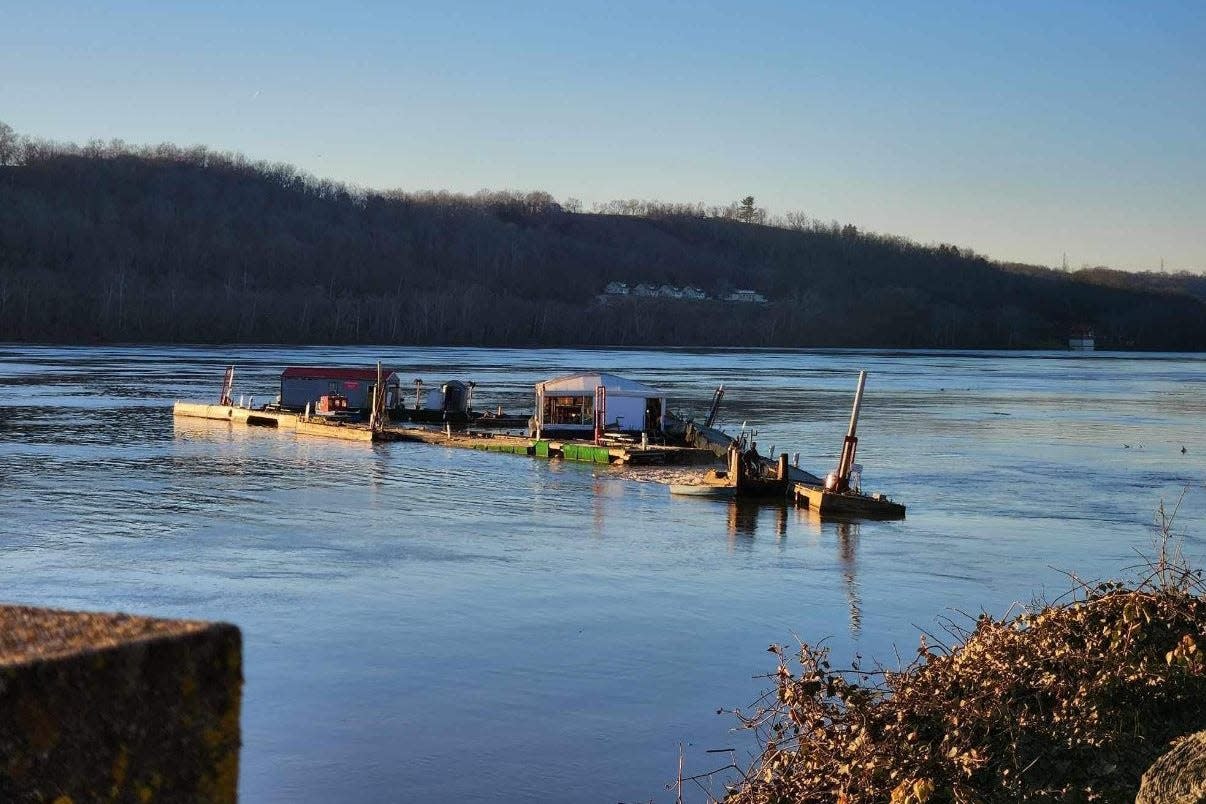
[0,605,242,802]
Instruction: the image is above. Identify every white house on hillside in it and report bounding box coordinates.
[726,289,768,304]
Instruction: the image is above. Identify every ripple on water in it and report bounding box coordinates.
[0,346,1203,804]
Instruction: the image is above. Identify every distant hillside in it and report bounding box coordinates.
[1,124,1203,349]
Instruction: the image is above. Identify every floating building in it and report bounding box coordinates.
[534,372,666,438]
[279,367,402,411]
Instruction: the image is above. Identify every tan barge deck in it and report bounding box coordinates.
[173,402,401,442]
[792,483,906,519]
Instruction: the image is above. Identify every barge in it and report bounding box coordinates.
[174,365,721,461]
[175,364,905,520]
[172,402,407,442]
[790,370,906,520]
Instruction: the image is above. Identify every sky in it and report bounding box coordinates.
[2,1,1203,272]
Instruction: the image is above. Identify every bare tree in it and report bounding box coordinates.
[0,121,20,165]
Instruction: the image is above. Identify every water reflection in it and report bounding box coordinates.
[725,500,758,542]
[720,498,867,636]
[368,444,391,495]
[838,521,863,637]
[776,504,788,539]
[793,509,864,636]
[592,476,606,536]
[723,500,792,541]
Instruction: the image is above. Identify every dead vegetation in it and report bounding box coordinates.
[710,499,1206,803]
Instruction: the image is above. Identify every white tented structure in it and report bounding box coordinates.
[534,372,666,437]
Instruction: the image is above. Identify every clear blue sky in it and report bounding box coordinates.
[3,1,1203,272]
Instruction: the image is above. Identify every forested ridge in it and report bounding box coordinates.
[1,122,1203,349]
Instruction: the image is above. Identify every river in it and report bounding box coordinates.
[1,345,1203,802]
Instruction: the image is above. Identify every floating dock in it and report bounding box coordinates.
[173,402,405,442]
[174,364,879,499]
[390,426,716,465]
[173,402,718,462]
[179,365,910,528]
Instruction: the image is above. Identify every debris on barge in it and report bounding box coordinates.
[669,442,794,499]
[667,370,906,519]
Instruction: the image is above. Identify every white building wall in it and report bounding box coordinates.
[603,395,647,431]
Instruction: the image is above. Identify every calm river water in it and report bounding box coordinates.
[1,345,1203,802]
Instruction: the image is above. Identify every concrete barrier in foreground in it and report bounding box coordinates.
[0,605,242,802]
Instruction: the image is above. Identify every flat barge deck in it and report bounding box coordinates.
[173,402,406,443]
[792,483,907,519]
[394,428,715,464]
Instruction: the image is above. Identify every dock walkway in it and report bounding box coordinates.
[393,426,715,465]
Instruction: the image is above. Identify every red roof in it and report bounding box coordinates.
[280,366,397,382]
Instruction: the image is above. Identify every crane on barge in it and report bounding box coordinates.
[793,370,906,519]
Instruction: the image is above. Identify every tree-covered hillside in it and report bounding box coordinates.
[1,123,1202,349]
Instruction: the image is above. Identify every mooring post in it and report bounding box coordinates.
[369,361,383,432]
[594,385,606,446]
[777,453,789,481]
[219,365,235,407]
[835,370,867,490]
[704,384,725,429]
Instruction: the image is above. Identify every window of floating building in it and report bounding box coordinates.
[543,395,594,425]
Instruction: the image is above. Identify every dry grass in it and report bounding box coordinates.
[710,497,1206,804]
